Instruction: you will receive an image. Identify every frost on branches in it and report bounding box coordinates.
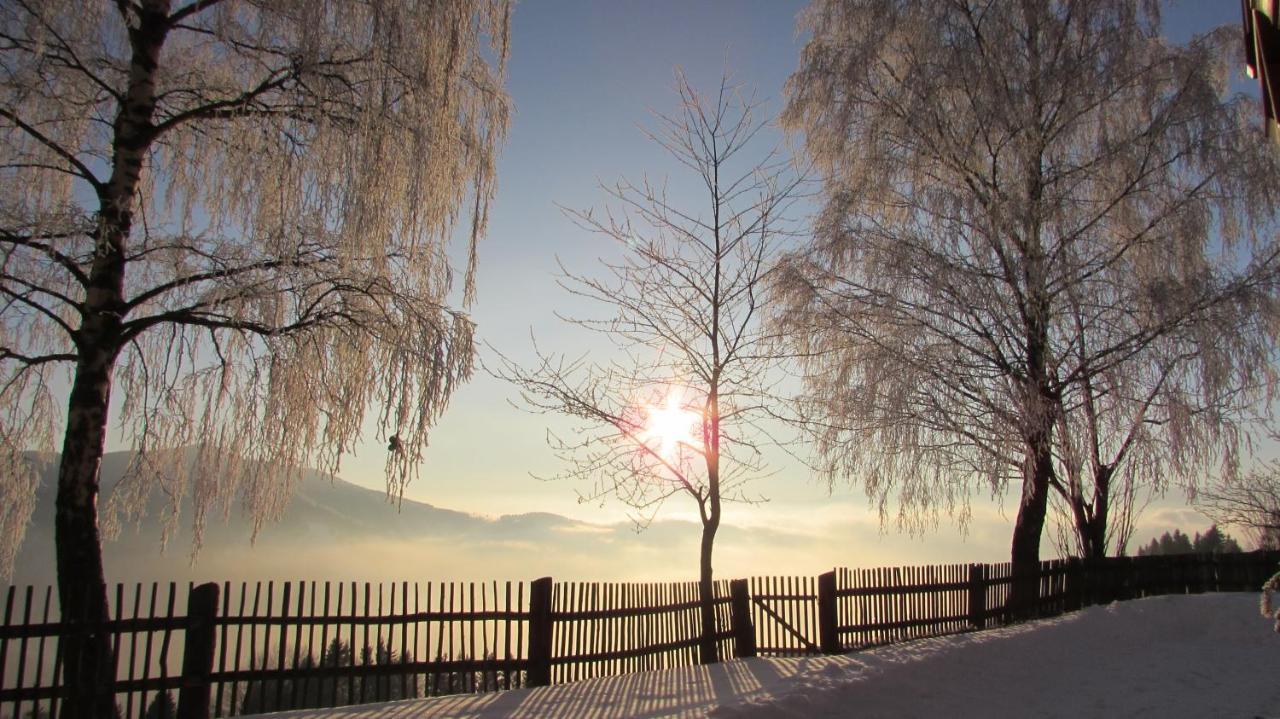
[779,0,1280,608]
[2,1,512,712]
[0,0,511,571]
[1263,568,1280,633]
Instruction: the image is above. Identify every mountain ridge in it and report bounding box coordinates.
[5,449,860,588]
[6,449,639,586]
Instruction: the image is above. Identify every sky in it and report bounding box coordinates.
[81,0,1270,581]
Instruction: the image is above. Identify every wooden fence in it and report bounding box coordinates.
[548,579,736,685]
[2,550,1277,719]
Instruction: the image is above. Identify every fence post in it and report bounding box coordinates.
[729,579,756,658]
[817,571,840,654]
[177,582,219,719]
[527,577,553,688]
[967,564,986,630]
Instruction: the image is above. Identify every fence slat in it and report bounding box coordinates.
[289,581,304,708]
[122,584,139,719]
[157,582,177,714]
[399,581,409,699]
[414,582,423,694]
[31,587,52,719]
[329,582,342,708]
[13,587,32,719]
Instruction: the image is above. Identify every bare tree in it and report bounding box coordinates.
[779,0,1279,614]
[499,72,802,664]
[0,1,510,714]
[1199,466,1280,550]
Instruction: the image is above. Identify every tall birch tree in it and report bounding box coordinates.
[501,72,802,664]
[0,1,510,714]
[779,0,1280,613]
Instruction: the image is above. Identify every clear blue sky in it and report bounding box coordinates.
[320,0,1261,577]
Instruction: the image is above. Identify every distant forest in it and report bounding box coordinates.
[1135,526,1244,557]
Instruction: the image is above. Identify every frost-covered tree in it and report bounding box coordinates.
[1200,466,1280,550]
[0,1,510,715]
[501,72,802,664]
[1262,567,1280,632]
[1048,290,1271,560]
[779,0,1280,614]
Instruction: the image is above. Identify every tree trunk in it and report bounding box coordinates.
[698,404,722,665]
[1065,494,1108,561]
[1007,421,1054,621]
[57,345,122,719]
[1064,489,1090,556]
[56,5,169,715]
[1008,483,1047,619]
[58,227,128,718]
[698,515,720,665]
[1082,466,1111,560]
[1065,466,1110,561]
[1081,514,1107,560]
[1070,504,1111,560]
[1071,491,1108,561]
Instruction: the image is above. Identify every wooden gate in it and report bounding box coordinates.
[747,576,820,656]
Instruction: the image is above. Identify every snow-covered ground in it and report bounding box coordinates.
[258,593,1280,719]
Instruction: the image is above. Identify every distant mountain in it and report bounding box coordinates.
[24,450,485,540]
[7,449,655,587]
[6,448,821,590]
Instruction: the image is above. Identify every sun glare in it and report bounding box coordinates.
[641,392,702,461]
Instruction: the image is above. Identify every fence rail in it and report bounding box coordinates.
[2,550,1277,719]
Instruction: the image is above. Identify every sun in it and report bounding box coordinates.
[641,391,702,461]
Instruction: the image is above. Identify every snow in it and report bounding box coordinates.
[257,593,1280,719]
